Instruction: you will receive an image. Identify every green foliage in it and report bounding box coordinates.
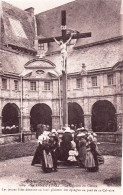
[0,141,37,161]
[0,141,122,161]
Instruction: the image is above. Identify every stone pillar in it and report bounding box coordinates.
[83,77,88,96]
[0,116,2,134]
[115,71,121,93]
[0,98,2,134]
[83,114,92,130]
[52,115,61,130]
[22,115,31,132]
[99,74,104,95]
[52,97,62,129]
[18,115,21,133]
[115,113,123,132]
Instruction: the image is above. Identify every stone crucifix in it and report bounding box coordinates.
[38,10,91,127]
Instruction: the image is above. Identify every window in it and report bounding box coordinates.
[44,81,50,90]
[2,78,7,89]
[38,43,44,50]
[14,80,19,91]
[91,76,97,87]
[107,74,114,85]
[30,81,36,91]
[76,78,81,88]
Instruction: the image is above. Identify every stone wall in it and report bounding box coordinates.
[0,131,122,145]
[96,132,122,143]
[0,132,36,145]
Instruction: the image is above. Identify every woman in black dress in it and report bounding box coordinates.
[60,127,73,161]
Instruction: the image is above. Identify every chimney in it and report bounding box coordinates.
[25,7,34,17]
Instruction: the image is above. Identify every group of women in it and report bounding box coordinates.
[31,126,104,173]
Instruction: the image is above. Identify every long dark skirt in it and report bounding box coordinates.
[51,151,57,171]
[31,144,42,165]
[77,146,86,168]
[60,141,71,161]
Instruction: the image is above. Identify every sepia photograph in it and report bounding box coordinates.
[0,0,123,194]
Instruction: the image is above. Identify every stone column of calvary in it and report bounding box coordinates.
[38,10,91,127]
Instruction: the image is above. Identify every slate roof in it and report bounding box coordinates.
[0,49,33,75]
[1,1,36,52]
[36,0,122,52]
[46,38,122,74]
[0,0,122,76]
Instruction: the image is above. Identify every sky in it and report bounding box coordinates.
[3,0,75,14]
[121,0,123,14]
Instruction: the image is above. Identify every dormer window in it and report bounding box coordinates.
[38,43,44,50]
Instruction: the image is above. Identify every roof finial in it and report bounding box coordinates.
[81,63,87,75]
[82,63,86,69]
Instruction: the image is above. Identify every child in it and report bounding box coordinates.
[68,141,78,163]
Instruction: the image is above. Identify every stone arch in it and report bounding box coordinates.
[30,103,52,132]
[2,103,20,134]
[24,58,56,69]
[68,102,84,129]
[91,100,117,132]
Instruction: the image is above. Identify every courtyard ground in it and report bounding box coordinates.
[0,155,122,189]
[0,141,122,195]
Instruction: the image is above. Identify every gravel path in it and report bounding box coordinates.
[0,155,121,190]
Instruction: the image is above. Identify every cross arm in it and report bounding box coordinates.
[38,36,59,44]
[38,32,91,44]
[72,32,91,39]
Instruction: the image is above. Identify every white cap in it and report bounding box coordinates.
[64,127,71,133]
[38,134,48,144]
[76,128,81,131]
[77,133,85,137]
[93,133,97,137]
[43,131,50,136]
[87,134,93,141]
[52,129,57,133]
